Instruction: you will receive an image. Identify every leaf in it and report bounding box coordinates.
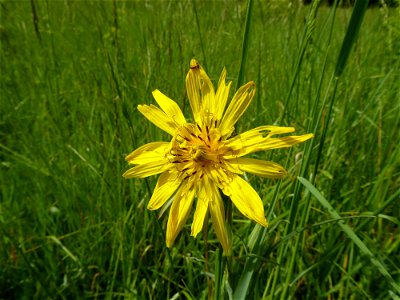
[298,176,400,295]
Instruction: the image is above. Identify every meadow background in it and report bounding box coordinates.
[1,0,399,299]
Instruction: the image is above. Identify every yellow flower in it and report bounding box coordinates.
[123,59,313,254]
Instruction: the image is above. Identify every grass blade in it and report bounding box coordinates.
[236,0,254,89]
[334,0,369,77]
[298,176,400,295]
[214,248,224,300]
[191,0,207,68]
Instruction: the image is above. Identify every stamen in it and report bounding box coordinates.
[170,123,229,179]
[176,135,185,143]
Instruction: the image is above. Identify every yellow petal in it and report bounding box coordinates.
[185,59,216,124]
[166,181,196,247]
[223,127,313,158]
[191,199,208,238]
[138,104,178,136]
[122,159,169,179]
[222,175,267,227]
[199,72,215,117]
[225,126,295,150]
[191,177,211,237]
[152,89,186,125]
[257,134,314,150]
[214,67,232,122]
[125,142,170,165]
[209,184,231,255]
[147,171,182,210]
[227,158,287,178]
[219,81,256,137]
[208,167,232,190]
[185,59,202,124]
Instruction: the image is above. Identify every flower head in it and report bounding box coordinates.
[123,59,313,253]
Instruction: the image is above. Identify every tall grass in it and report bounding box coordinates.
[1,1,399,299]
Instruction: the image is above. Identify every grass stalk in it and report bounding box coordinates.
[280,0,369,297]
[236,0,254,90]
[214,248,224,300]
[299,177,400,294]
[279,0,321,124]
[1,1,397,298]
[191,0,207,69]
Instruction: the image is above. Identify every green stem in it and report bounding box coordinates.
[214,247,224,300]
[280,77,339,300]
[191,0,207,69]
[280,0,369,296]
[236,0,253,90]
[279,0,321,124]
[203,213,212,299]
[220,1,254,298]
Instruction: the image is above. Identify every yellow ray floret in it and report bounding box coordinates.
[147,170,182,211]
[124,59,314,254]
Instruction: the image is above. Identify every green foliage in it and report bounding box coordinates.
[1,1,399,299]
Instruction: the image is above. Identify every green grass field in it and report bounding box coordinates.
[1,1,399,299]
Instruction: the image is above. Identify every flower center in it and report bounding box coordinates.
[170,121,225,177]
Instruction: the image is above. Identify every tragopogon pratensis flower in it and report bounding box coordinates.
[123,59,313,254]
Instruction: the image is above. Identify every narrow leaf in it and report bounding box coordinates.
[334,0,369,77]
[298,177,400,295]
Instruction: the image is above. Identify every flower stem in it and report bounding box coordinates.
[214,247,224,300]
[236,0,254,90]
[203,213,212,299]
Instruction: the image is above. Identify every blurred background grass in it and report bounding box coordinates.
[0,1,399,299]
